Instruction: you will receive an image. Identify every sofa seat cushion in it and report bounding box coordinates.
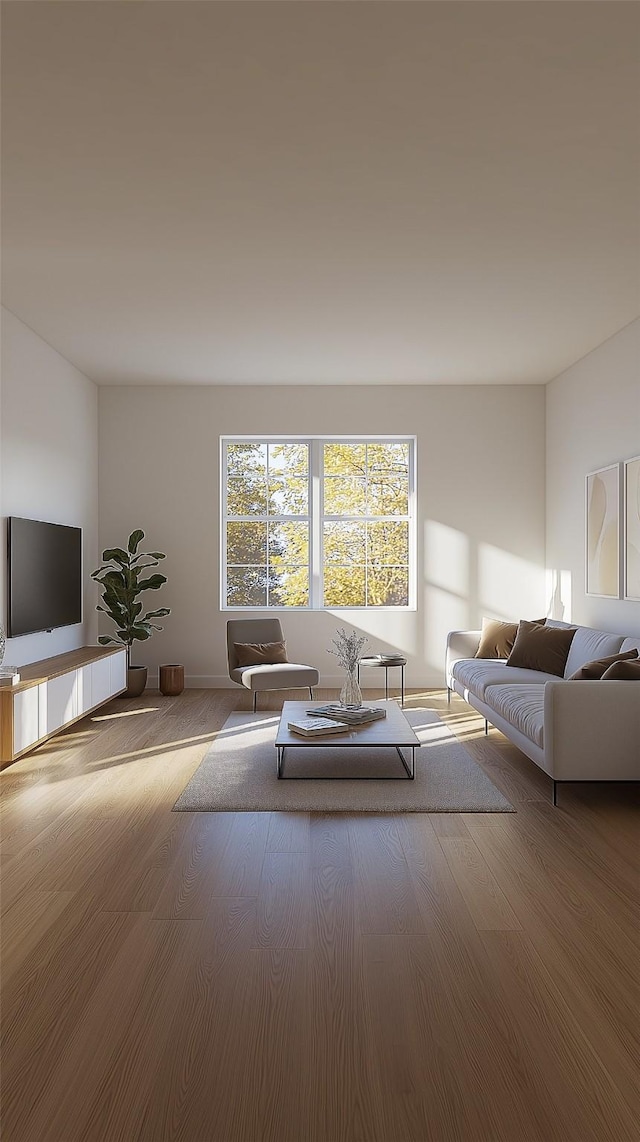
[451,658,558,700]
[484,685,545,748]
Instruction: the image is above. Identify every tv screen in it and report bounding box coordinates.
[7,517,82,637]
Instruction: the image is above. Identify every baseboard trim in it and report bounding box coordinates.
[147,673,446,691]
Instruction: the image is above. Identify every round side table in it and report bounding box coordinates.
[357,655,406,705]
[159,664,185,696]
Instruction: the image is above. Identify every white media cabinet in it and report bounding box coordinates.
[0,646,127,767]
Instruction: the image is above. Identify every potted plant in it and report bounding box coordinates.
[91,529,170,697]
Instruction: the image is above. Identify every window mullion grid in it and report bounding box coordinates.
[265,451,271,607]
[224,436,413,609]
[364,445,369,606]
[221,441,228,609]
[311,440,323,609]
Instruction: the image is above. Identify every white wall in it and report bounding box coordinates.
[1,308,99,665]
[99,384,546,687]
[546,318,640,636]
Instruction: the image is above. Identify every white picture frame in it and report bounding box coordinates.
[585,463,621,598]
[623,455,640,601]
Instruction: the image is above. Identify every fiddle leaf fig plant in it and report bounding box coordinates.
[91,529,170,665]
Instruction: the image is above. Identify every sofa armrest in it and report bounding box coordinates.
[544,680,640,781]
[446,630,482,683]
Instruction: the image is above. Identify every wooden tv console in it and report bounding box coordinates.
[0,646,127,767]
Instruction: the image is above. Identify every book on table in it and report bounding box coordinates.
[308,704,387,725]
[287,716,352,737]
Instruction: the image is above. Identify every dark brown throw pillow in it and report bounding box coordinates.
[475,616,547,659]
[234,640,288,668]
[506,620,576,677]
[569,649,639,681]
[600,658,640,681]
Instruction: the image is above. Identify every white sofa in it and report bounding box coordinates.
[446,620,640,803]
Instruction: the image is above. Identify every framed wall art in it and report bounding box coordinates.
[623,455,640,601]
[585,463,621,598]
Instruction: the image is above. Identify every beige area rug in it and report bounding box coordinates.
[173,708,514,813]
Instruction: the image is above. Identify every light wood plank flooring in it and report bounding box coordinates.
[1,687,638,1142]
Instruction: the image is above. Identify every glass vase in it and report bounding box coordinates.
[339,667,362,709]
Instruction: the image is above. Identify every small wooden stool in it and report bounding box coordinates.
[159,664,185,696]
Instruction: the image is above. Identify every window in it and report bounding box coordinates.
[224,441,310,608]
[222,437,415,609]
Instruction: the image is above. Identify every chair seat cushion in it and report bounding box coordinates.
[232,662,320,691]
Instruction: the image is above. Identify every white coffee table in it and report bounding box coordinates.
[274,700,420,780]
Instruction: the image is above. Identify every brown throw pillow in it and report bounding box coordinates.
[475,616,547,659]
[234,640,288,668]
[600,658,640,681]
[506,620,576,677]
[569,649,639,680]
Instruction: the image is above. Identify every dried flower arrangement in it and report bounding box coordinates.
[327,627,368,673]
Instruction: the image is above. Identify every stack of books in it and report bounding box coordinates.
[288,716,351,737]
[307,704,387,725]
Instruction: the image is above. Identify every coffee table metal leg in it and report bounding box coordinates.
[275,744,417,780]
[395,745,415,779]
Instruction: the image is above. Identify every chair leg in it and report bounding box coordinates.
[484,719,489,735]
[309,687,314,701]
[253,691,258,713]
[447,687,451,704]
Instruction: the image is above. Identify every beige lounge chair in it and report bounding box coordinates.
[226,618,319,711]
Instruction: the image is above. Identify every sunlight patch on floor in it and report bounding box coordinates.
[91,707,160,722]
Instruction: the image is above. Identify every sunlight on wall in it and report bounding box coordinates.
[325,609,419,658]
[545,568,572,622]
[423,521,470,674]
[478,543,545,619]
[421,523,546,677]
[424,521,469,596]
[424,585,469,676]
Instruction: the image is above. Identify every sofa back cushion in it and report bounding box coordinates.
[506,621,576,677]
[234,640,289,668]
[601,658,640,680]
[620,637,640,656]
[563,627,624,679]
[475,616,546,659]
[569,649,638,680]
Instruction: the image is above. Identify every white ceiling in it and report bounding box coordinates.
[2,1,639,386]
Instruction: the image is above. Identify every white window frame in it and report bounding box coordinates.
[221,435,416,610]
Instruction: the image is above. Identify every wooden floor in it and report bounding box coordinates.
[1,686,638,1142]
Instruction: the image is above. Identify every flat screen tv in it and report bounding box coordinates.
[7,517,82,637]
